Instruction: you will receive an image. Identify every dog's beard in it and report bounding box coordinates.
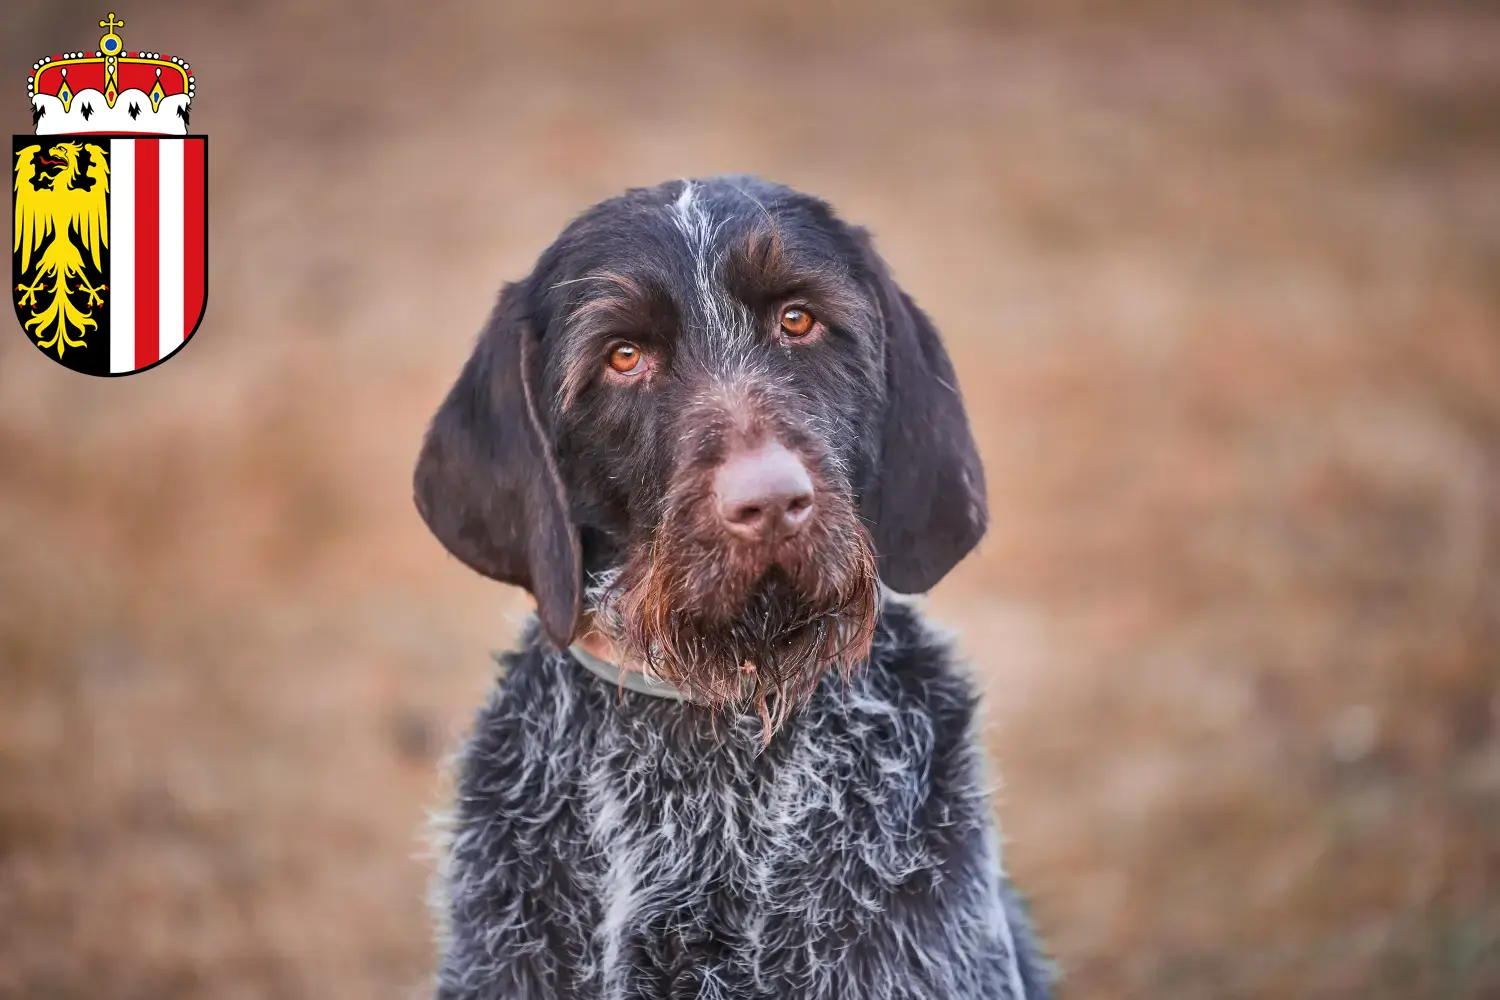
[594,487,879,738]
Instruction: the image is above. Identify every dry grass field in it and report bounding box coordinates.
[2,1,1498,997]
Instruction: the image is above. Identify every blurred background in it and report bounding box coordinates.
[3,1,1498,997]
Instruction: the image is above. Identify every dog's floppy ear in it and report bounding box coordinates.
[855,228,989,593]
[413,282,581,647]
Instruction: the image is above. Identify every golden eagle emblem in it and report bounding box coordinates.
[13,141,110,357]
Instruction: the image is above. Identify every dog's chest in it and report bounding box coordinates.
[576,690,945,983]
[443,629,1027,999]
[522,670,1006,997]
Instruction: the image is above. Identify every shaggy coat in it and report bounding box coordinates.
[415,176,1052,999]
[433,600,1048,999]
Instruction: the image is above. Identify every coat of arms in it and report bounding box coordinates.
[13,13,207,376]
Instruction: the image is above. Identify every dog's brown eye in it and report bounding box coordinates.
[780,307,815,338]
[609,343,643,374]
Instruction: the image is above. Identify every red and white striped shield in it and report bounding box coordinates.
[12,135,207,376]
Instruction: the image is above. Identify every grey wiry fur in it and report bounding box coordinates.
[432,598,1051,999]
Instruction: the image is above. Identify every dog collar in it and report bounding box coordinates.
[568,642,700,704]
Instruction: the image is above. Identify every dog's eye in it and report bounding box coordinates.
[608,343,644,375]
[780,307,815,338]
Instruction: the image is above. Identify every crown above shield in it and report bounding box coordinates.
[27,13,195,136]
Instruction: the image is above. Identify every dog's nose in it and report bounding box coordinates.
[714,441,815,541]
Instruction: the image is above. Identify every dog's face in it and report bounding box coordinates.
[415,177,986,725]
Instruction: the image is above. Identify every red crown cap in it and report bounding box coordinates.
[27,13,195,135]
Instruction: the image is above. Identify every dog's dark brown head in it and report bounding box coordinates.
[414,177,986,728]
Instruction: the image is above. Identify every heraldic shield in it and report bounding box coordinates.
[13,14,207,376]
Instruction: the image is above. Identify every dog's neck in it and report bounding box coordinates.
[569,627,701,703]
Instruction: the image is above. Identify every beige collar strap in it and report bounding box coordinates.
[567,639,701,704]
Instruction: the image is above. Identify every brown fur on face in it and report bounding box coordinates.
[556,272,678,411]
[726,225,877,336]
[593,398,879,738]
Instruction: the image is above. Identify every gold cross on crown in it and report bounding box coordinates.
[99,12,124,32]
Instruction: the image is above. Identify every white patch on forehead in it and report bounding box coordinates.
[669,180,749,349]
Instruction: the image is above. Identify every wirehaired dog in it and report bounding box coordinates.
[415,176,1052,999]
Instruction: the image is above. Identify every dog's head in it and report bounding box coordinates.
[415,177,985,725]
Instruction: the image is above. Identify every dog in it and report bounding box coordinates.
[415,176,1052,999]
